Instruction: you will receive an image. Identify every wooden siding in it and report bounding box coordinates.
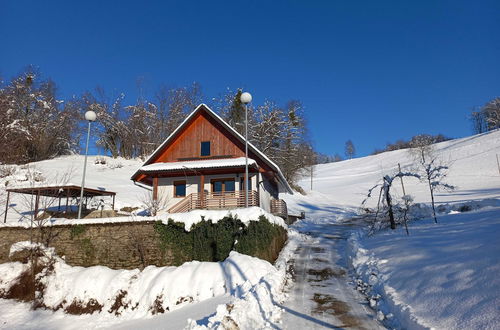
[154,112,245,162]
[135,106,278,185]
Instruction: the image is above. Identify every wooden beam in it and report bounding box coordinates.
[153,176,159,201]
[4,191,10,223]
[65,189,70,213]
[112,195,115,211]
[200,174,205,208]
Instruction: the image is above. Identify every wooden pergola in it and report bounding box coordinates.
[4,185,116,223]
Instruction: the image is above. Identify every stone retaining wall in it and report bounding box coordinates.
[0,222,171,269]
[0,220,286,269]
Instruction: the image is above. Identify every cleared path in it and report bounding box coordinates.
[281,220,386,329]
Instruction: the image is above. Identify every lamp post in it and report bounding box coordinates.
[78,110,97,219]
[240,91,252,208]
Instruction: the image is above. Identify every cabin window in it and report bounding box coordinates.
[201,141,211,156]
[174,181,186,197]
[211,178,235,193]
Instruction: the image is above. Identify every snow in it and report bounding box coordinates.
[9,241,47,257]
[138,157,257,172]
[1,206,286,230]
[0,295,231,330]
[1,155,145,224]
[186,228,303,330]
[294,129,500,209]
[1,129,500,328]
[347,208,500,329]
[0,250,286,329]
[38,251,274,316]
[282,129,500,329]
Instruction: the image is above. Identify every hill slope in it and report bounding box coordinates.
[286,129,500,217]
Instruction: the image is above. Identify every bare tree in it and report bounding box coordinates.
[345,140,355,159]
[409,135,455,223]
[470,107,488,134]
[363,171,420,231]
[0,68,79,164]
[251,100,284,158]
[215,89,247,136]
[140,190,168,216]
[156,82,202,140]
[483,97,500,131]
[82,88,126,158]
[469,97,500,134]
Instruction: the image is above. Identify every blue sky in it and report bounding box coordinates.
[1,1,499,157]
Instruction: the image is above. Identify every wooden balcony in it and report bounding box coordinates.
[168,190,259,214]
[270,199,288,218]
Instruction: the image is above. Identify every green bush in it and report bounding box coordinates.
[153,215,286,265]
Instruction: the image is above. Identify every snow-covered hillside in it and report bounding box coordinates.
[287,129,500,217]
[1,156,145,223]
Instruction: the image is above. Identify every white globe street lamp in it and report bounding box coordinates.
[78,110,97,219]
[240,92,252,208]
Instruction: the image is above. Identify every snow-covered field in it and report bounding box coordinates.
[284,129,500,329]
[348,207,500,329]
[290,129,500,212]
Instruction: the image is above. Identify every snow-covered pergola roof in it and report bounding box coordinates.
[131,104,293,194]
[138,157,257,173]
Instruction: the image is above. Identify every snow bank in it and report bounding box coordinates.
[187,228,304,330]
[0,227,301,330]
[1,250,278,320]
[347,206,500,329]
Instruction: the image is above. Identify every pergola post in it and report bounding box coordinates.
[34,190,40,220]
[3,191,9,223]
[65,189,70,213]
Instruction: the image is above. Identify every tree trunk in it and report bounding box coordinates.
[428,177,437,223]
[385,186,396,230]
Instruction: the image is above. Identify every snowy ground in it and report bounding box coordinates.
[1,155,145,224]
[348,206,500,329]
[292,129,500,209]
[1,130,499,329]
[281,129,500,329]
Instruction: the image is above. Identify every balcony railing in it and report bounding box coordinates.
[168,190,259,214]
[270,199,288,218]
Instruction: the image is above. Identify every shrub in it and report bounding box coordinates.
[153,215,286,265]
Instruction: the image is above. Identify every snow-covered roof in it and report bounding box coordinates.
[138,157,257,172]
[131,104,293,194]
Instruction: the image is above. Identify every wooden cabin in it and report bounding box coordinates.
[131,104,292,216]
